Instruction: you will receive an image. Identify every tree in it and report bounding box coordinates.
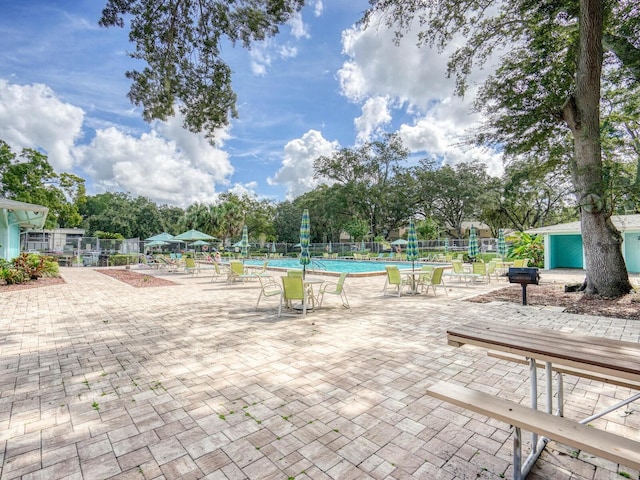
[343,217,370,242]
[99,0,304,139]
[416,161,490,238]
[363,0,638,296]
[81,192,138,237]
[273,201,302,244]
[314,133,414,239]
[158,204,185,234]
[416,217,440,240]
[0,141,85,229]
[489,162,578,233]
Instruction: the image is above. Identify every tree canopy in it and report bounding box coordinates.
[99,0,304,138]
[363,0,639,296]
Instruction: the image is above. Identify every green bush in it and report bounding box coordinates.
[508,232,544,267]
[108,254,137,266]
[1,267,29,284]
[40,256,60,277]
[14,253,47,279]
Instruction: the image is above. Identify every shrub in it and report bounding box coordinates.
[39,256,60,277]
[109,254,137,266]
[13,253,47,279]
[1,267,29,284]
[508,232,544,267]
[0,254,60,285]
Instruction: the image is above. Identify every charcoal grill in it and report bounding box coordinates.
[508,267,540,305]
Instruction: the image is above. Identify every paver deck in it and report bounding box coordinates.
[1,266,638,479]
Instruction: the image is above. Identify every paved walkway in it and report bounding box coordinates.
[0,267,638,480]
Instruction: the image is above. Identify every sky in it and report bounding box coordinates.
[0,0,504,208]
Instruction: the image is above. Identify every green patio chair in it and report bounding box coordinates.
[318,272,350,309]
[383,265,408,297]
[279,276,313,316]
[256,275,282,309]
[184,257,200,276]
[420,266,448,296]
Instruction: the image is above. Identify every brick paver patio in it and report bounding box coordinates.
[1,266,638,479]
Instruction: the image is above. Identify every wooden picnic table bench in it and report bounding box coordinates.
[429,323,640,479]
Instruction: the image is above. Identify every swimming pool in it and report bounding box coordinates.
[243,258,437,276]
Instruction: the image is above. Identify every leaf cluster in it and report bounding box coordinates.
[99,0,304,137]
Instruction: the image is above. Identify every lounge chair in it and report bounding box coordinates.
[512,258,530,267]
[383,265,409,297]
[184,257,200,276]
[445,259,469,285]
[256,275,282,309]
[248,260,268,275]
[209,262,227,282]
[486,260,498,282]
[317,272,350,309]
[279,276,314,317]
[419,266,447,296]
[227,261,253,284]
[287,269,304,277]
[157,256,180,272]
[415,265,434,292]
[471,261,487,283]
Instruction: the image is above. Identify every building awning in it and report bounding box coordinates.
[526,214,640,235]
[0,198,49,229]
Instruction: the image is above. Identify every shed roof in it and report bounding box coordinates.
[0,198,49,229]
[527,214,640,235]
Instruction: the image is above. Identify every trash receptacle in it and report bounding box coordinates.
[98,254,109,267]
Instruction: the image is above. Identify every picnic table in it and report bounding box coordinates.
[427,323,640,478]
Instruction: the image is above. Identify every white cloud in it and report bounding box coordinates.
[398,96,504,176]
[268,129,339,199]
[354,96,392,143]
[337,12,504,175]
[74,116,234,208]
[288,11,310,39]
[338,19,454,108]
[0,80,84,170]
[0,79,238,208]
[313,0,324,17]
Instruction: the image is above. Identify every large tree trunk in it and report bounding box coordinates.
[562,0,632,297]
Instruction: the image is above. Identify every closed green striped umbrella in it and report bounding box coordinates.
[328,241,332,254]
[299,209,311,277]
[468,225,479,260]
[406,218,419,271]
[444,237,449,254]
[241,225,249,258]
[497,228,507,258]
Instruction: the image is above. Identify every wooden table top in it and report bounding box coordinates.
[447,323,640,383]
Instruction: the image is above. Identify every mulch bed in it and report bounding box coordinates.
[468,283,640,321]
[96,268,177,288]
[0,276,66,291]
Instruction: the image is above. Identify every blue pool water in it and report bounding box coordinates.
[242,258,435,275]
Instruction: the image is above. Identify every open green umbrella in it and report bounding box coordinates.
[406,218,419,271]
[497,228,507,258]
[173,229,215,242]
[241,226,249,258]
[390,238,408,246]
[468,225,479,260]
[299,209,311,278]
[145,240,169,248]
[146,232,174,242]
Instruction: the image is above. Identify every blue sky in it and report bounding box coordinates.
[0,0,502,208]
